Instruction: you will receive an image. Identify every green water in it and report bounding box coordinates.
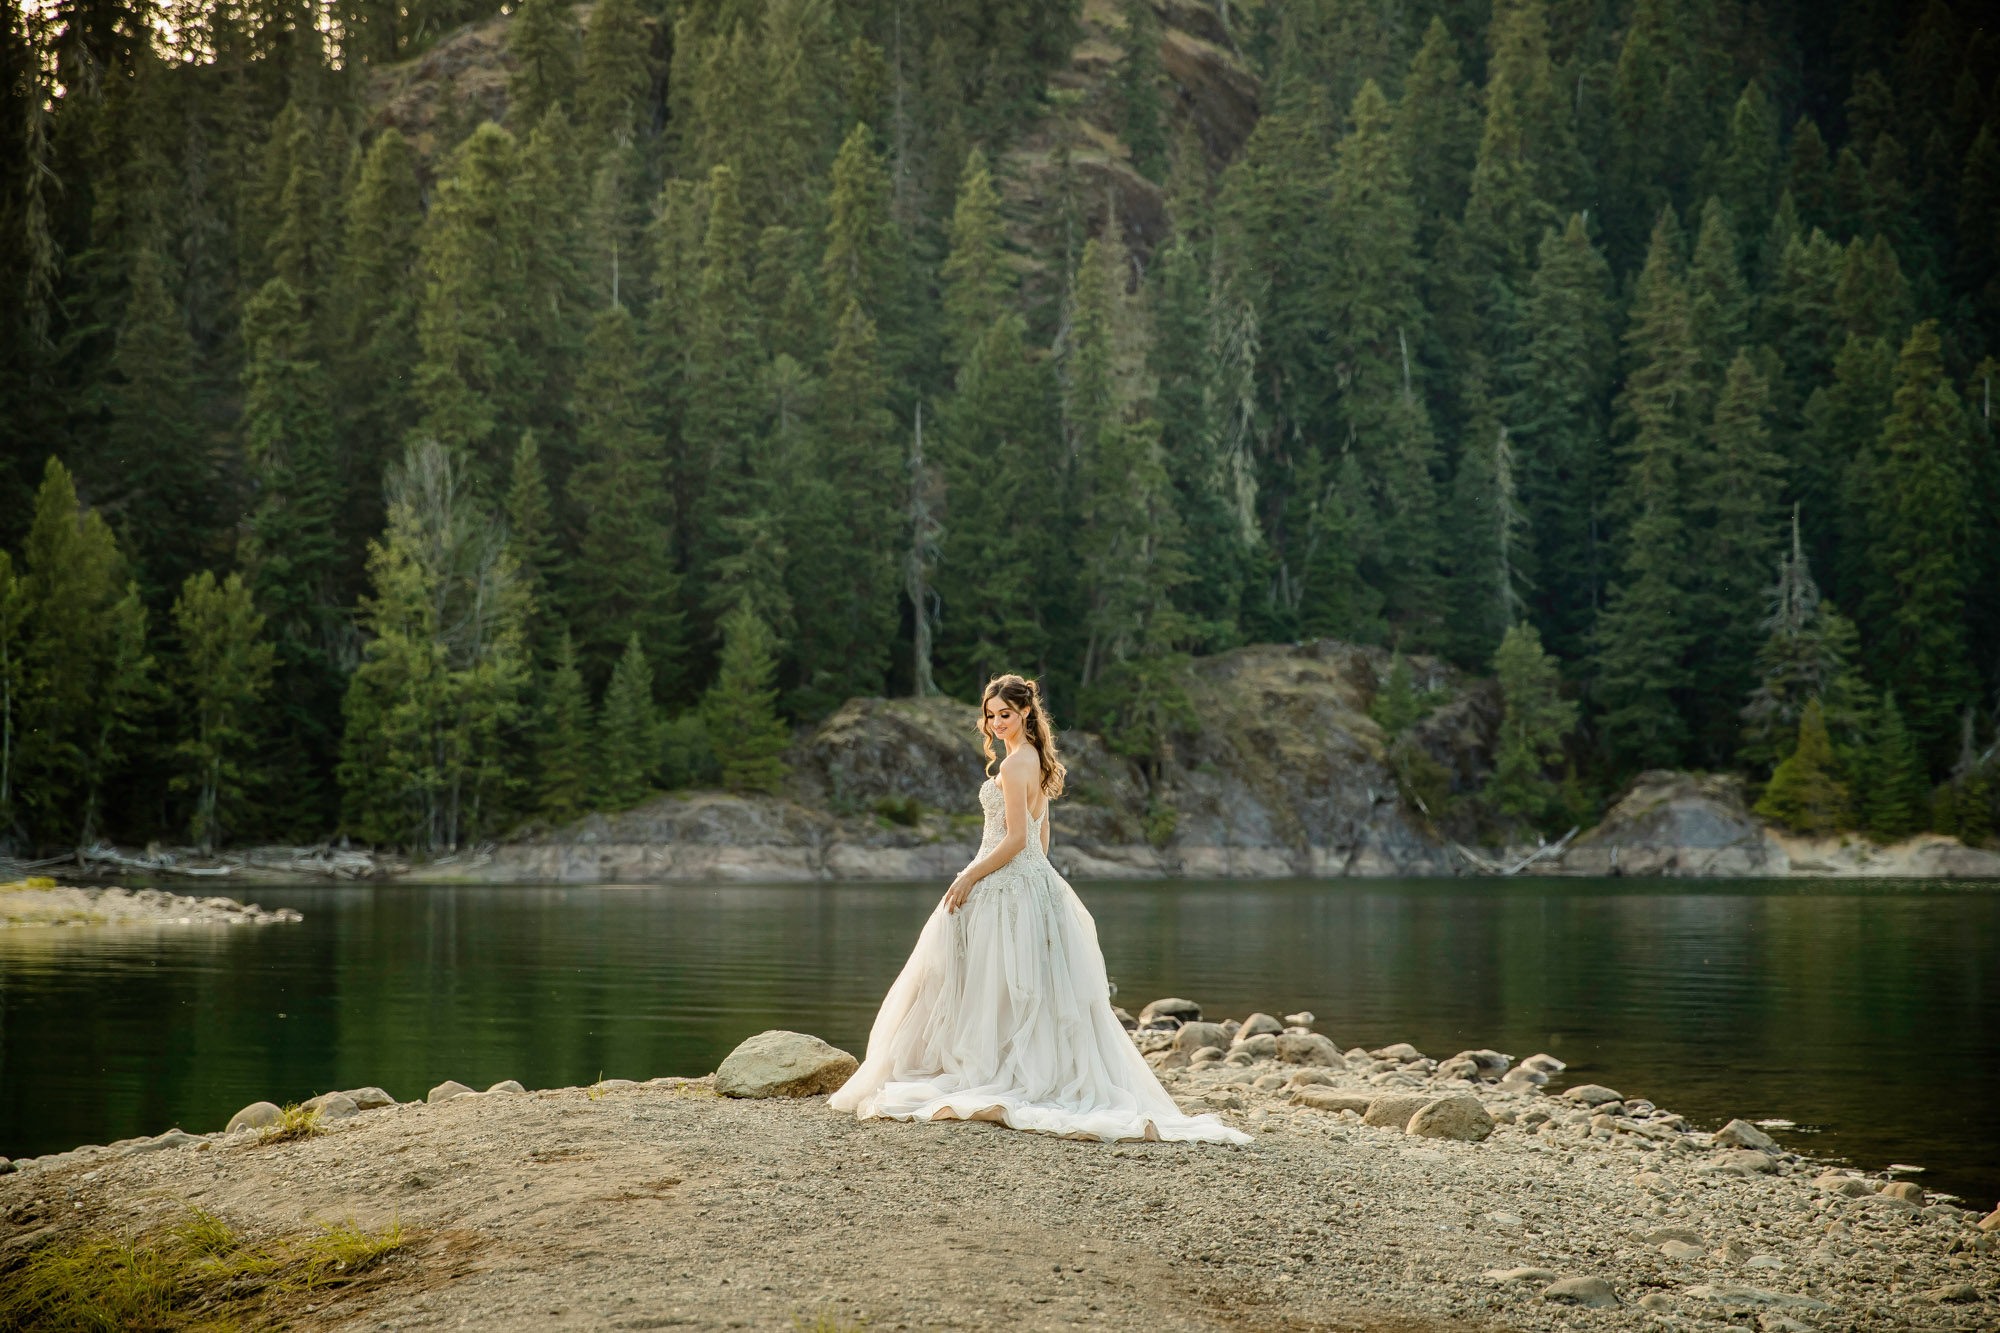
[2,878,1995,1210]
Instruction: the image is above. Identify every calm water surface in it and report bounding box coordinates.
[2,878,1995,1209]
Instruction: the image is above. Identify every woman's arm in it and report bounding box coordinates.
[942,758,1033,913]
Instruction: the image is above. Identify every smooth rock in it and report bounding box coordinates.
[1190,1046,1225,1065]
[1292,1088,1372,1114]
[1481,1267,1556,1284]
[1637,1293,1673,1312]
[1757,1316,1814,1333]
[1520,1053,1566,1074]
[225,1101,282,1134]
[1563,1083,1623,1106]
[1370,1042,1423,1061]
[1744,1255,1784,1270]
[1229,1033,1278,1059]
[1924,1282,1981,1303]
[346,1087,397,1111]
[1282,1011,1315,1026]
[1436,1057,1481,1081]
[1236,1013,1284,1039]
[1112,1006,1136,1030]
[1877,1180,1924,1204]
[1405,1094,1494,1142]
[1683,1285,1829,1311]
[1456,1048,1512,1076]
[1660,1240,1706,1261]
[1714,1118,1779,1152]
[301,1092,359,1121]
[1172,1021,1229,1053]
[485,1079,525,1095]
[1251,1073,1286,1090]
[1275,1032,1342,1066]
[120,1129,203,1156]
[1361,1093,1433,1128]
[1642,1227,1704,1246]
[1202,1090,1244,1110]
[427,1080,476,1103]
[593,1078,639,1092]
[1542,1276,1618,1308]
[1147,1048,1191,1071]
[1284,1069,1334,1089]
[1499,1067,1549,1090]
[1484,1212,1525,1230]
[1979,1208,2000,1232]
[714,1030,857,1098]
[1813,1172,1870,1197]
[1137,998,1201,1024]
[1705,1149,1778,1174]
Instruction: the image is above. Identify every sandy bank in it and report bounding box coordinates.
[4,1011,1996,1331]
[0,879,302,928]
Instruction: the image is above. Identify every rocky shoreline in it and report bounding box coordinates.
[5,1000,1995,1331]
[0,878,302,928]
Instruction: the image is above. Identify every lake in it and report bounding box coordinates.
[3,878,1995,1210]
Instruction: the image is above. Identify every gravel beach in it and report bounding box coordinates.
[3,1008,1995,1332]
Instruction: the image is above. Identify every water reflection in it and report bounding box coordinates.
[1,879,1993,1209]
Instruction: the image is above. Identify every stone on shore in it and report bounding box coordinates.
[1924,1282,1982,1304]
[1138,998,1200,1024]
[225,1101,282,1134]
[1275,1032,1341,1065]
[1171,1021,1229,1053]
[1563,1083,1622,1106]
[1714,1118,1779,1151]
[1683,1285,1829,1311]
[120,1129,203,1156]
[1814,1172,1870,1196]
[1542,1276,1618,1308]
[1520,1053,1565,1074]
[301,1091,359,1121]
[427,1080,476,1103]
[1660,1240,1705,1261]
[1877,1180,1924,1204]
[1292,1088,1371,1114]
[1282,1011,1314,1026]
[346,1087,397,1111]
[1361,1093,1432,1128]
[486,1079,526,1095]
[1480,1267,1556,1284]
[715,1030,858,1098]
[1229,1033,1278,1059]
[1236,1013,1283,1039]
[1978,1207,2000,1232]
[1284,1069,1334,1090]
[1370,1042,1423,1062]
[1704,1149,1779,1175]
[1405,1094,1494,1142]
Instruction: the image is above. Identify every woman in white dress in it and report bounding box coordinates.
[830,675,1249,1145]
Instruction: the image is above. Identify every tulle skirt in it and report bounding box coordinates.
[830,852,1249,1145]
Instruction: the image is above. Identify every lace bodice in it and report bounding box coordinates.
[975,777,1049,869]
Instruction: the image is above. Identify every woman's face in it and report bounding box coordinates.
[984,696,1025,746]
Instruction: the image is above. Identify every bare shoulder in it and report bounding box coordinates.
[997,748,1038,782]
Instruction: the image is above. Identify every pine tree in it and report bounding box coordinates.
[1813,334,1896,606]
[683,166,766,594]
[595,632,659,808]
[1448,398,1530,666]
[820,121,909,378]
[1113,0,1167,182]
[565,305,682,693]
[700,598,789,795]
[940,148,1011,374]
[1397,17,1479,261]
[504,430,562,661]
[1740,508,1862,771]
[1688,351,1783,765]
[1594,210,1699,771]
[534,631,594,823]
[339,441,528,853]
[169,571,277,850]
[1710,82,1779,256]
[106,239,216,602]
[1864,692,1929,841]
[507,0,579,129]
[1860,320,1977,758]
[578,0,652,145]
[0,552,26,834]
[1488,622,1580,828]
[1510,215,1615,662]
[1370,651,1422,737]
[1686,197,1749,422]
[514,110,590,458]
[1754,697,1850,834]
[413,123,528,470]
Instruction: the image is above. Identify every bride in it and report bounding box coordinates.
[830,674,1249,1145]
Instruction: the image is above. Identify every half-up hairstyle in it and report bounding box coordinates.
[979,674,1067,801]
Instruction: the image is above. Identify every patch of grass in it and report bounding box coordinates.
[587,1070,607,1101]
[258,1102,324,1145]
[0,1207,407,1333]
[792,1308,869,1333]
[870,795,923,827]
[0,877,59,892]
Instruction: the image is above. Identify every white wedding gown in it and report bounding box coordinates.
[830,778,1250,1145]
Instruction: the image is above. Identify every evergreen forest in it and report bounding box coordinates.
[2,0,1997,855]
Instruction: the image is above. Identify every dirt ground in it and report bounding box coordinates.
[5,1066,1997,1333]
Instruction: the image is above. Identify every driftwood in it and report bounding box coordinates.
[6,843,399,882]
[1450,826,1580,877]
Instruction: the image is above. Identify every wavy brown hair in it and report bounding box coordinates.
[978,674,1067,801]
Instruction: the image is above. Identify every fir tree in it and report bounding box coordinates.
[534,631,594,823]
[1448,401,1530,666]
[1685,197,1749,422]
[1861,321,1977,758]
[596,632,659,808]
[1397,17,1479,260]
[169,571,276,850]
[0,553,25,833]
[940,148,1011,374]
[1864,692,1929,841]
[504,430,562,660]
[565,305,682,693]
[1740,507,1861,771]
[1370,651,1423,738]
[1754,697,1850,834]
[1595,211,1699,771]
[578,0,652,145]
[1813,334,1896,605]
[1488,622,1579,829]
[1113,0,1167,182]
[820,121,909,378]
[507,0,579,129]
[683,166,766,594]
[700,598,789,795]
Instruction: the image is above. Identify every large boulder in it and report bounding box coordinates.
[1139,998,1203,1024]
[1714,1118,1778,1152]
[1406,1095,1496,1142]
[1557,771,1785,876]
[301,1091,358,1121]
[1362,1093,1433,1128]
[1275,1033,1342,1066]
[1172,1021,1229,1053]
[715,1030,857,1098]
[225,1101,281,1134]
[1236,1013,1284,1039]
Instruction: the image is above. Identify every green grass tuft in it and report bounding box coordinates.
[258,1102,324,1145]
[792,1308,869,1333]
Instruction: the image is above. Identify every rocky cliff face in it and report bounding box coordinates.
[431,639,1494,883]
